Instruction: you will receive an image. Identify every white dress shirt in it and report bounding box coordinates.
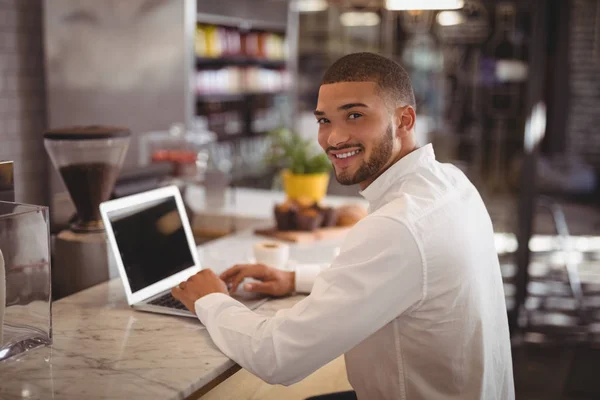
[195,144,515,399]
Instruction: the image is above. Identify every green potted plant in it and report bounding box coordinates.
[266,128,331,202]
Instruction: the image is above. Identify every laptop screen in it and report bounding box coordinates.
[106,195,195,293]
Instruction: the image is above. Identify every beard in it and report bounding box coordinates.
[333,124,394,186]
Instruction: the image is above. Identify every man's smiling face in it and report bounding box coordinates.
[315,81,398,189]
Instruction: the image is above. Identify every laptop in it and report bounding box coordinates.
[100,185,268,319]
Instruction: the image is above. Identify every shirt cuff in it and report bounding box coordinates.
[194,293,237,322]
[294,264,323,293]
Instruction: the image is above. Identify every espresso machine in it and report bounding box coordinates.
[44,126,130,299]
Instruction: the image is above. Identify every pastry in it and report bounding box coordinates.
[295,208,324,231]
[274,201,297,231]
[336,204,367,227]
[314,204,337,228]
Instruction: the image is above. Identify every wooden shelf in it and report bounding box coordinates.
[196,56,286,69]
[197,13,286,33]
[196,93,246,102]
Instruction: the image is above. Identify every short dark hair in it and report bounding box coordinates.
[321,52,416,109]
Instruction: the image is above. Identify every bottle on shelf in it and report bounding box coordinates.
[203,25,224,58]
[195,24,207,57]
[195,23,287,62]
[242,31,260,58]
[225,27,242,57]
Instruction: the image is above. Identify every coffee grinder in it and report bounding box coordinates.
[44,126,130,299]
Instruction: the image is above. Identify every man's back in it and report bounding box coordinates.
[345,155,514,399]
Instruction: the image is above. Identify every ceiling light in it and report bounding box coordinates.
[292,0,328,13]
[340,11,380,27]
[386,0,464,10]
[436,10,465,26]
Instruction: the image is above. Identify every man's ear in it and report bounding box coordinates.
[395,106,416,136]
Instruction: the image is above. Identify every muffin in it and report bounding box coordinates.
[320,206,338,228]
[274,201,297,231]
[295,208,324,231]
[311,203,336,228]
[336,204,368,227]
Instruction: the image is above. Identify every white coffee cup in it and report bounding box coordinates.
[253,241,290,270]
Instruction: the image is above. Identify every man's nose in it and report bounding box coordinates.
[327,127,350,148]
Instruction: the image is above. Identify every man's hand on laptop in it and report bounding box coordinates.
[220,264,295,297]
[172,269,228,312]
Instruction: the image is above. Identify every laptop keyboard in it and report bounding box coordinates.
[148,293,188,311]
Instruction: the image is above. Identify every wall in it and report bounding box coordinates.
[43,0,194,229]
[0,0,46,205]
[568,0,600,170]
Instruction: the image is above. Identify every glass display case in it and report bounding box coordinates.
[139,122,216,178]
[0,201,51,362]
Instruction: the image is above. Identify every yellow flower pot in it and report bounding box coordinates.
[282,169,330,203]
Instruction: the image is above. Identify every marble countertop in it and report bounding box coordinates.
[0,231,346,400]
[0,278,304,400]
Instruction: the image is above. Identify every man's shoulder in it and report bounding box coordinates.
[368,198,411,223]
[357,207,414,238]
[373,164,477,224]
[344,212,417,255]
[368,189,432,227]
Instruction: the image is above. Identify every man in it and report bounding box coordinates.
[173,52,515,400]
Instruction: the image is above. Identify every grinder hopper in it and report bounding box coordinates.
[44,126,130,232]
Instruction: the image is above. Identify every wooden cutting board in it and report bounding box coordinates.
[254,226,351,243]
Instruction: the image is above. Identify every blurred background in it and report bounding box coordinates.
[0,0,599,398]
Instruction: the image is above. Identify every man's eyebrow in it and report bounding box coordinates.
[338,103,368,111]
[314,103,369,116]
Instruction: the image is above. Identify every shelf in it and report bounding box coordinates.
[196,56,286,69]
[196,93,247,102]
[197,13,287,33]
[196,91,289,102]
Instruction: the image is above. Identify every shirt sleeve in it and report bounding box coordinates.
[294,264,323,293]
[194,216,424,386]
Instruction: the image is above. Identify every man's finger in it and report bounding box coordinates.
[189,268,218,284]
[244,281,278,296]
[220,264,248,281]
[231,271,255,293]
[230,265,270,293]
[189,272,202,281]
[171,286,183,300]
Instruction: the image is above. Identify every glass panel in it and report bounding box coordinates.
[0,201,52,362]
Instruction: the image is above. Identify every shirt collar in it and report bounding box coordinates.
[359,144,435,204]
